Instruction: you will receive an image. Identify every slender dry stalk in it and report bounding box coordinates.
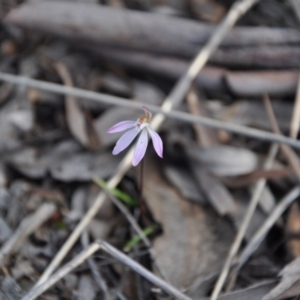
[21,240,192,300]
[30,0,262,288]
[0,72,299,148]
[0,73,300,148]
[210,143,279,300]
[290,73,300,139]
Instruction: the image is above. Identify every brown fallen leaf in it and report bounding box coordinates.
[186,87,219,146]
[143,158,234,293]
[54,62,100,150]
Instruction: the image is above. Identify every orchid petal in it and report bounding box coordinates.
[132,129,148,166]
[148,127,163,158]
[112,127,140,155]
[107,121,136,133]
[141,106,152,121]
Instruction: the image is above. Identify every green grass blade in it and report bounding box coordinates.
[93,178,138,206]
[123,225,158,252]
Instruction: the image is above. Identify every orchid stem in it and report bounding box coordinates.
[139,159,144,204]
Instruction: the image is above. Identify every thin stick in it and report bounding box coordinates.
[290,73,300,139]
[1,75,300,148]
[210,143,279,300]
[139,159,144,203]
[34,0,262,287]
[21,240,192,300]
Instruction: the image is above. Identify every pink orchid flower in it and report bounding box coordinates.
[107,107,163,166]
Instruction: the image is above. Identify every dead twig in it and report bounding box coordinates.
[21,240,192,300]
[0,72,299,149]
[210,143,279,300]
[31,0,262,287]
[0,203,56,267]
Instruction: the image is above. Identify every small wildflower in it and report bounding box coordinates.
[107,106,163,166]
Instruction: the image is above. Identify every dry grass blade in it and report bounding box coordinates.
[21,240,192,300]
[264,94,300,181]
[29,0,262,288]
[290,73,300,139]
[1,73,300,148]
[210,143,279,300]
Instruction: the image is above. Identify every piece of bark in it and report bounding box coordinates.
[92,47,227,97]
[226,70,299,97]
[92,47,300,98]
[5,1,300,58]
[212,46,300,69]
[143,158,234,290]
